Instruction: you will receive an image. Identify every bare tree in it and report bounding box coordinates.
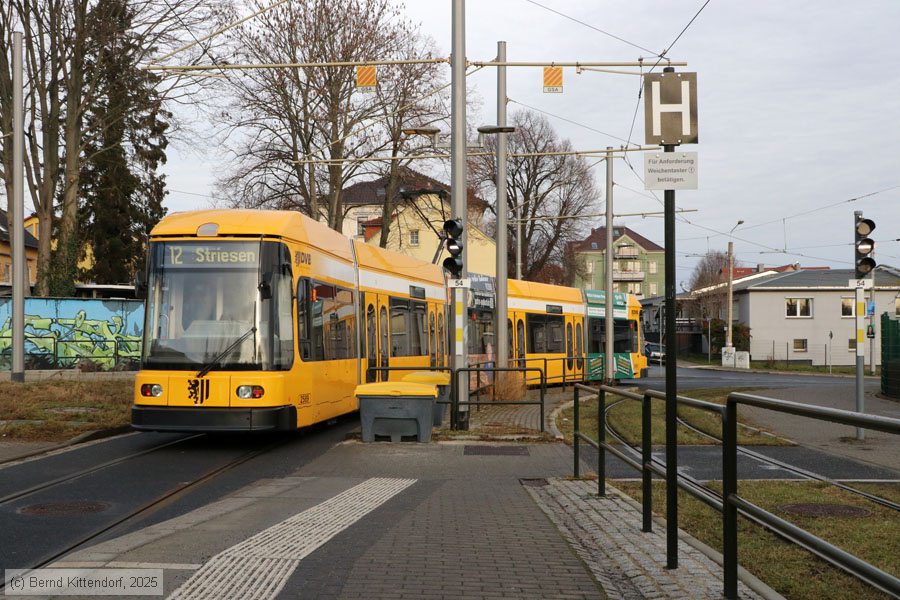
[212,0,447,233]
[0,0,216,294]
[470,110,596,282]
[373,33,447,247]
[687,250,732,320]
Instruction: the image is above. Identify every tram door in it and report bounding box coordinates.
[428,305,438,367]
[564,315,584,382]
[511,311,526,368]
[365,293,391,382]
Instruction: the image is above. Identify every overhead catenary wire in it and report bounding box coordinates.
[147,57,451,73]
[149,0,294,65]
[624,0,713,148]
[291,145,661,166]
[522,0,662,57]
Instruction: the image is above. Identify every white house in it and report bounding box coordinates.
[726,267,900,367]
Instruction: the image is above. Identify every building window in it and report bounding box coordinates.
[649,261,657,274]
[649,282,658,296]
[357,220,367,236]
[785,297,812,318]
[627,282,642,295]
[849,338,857,352]
[793,339,808,352]
[896,297,900,316]
[586,261,593,274]
[841,297,854,317]
[409,229,419,246]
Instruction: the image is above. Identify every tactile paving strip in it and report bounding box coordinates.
[169,477,416,600]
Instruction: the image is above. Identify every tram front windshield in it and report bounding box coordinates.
[142,240,294,371]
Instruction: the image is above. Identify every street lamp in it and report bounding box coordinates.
[402,126,441,148]
[726,219,743,354]
[477,123,516,369]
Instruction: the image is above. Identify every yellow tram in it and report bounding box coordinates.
[132,210,445,432]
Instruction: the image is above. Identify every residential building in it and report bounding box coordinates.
[713,266,900,367]
[338,168,497,276]
[570,226,665,298]
[0,210,39,291]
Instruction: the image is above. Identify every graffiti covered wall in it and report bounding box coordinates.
[0,298,144,370]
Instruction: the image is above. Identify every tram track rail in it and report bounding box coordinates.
[0,433,294,591]
[0,434,204,507]
[601,396,900,513]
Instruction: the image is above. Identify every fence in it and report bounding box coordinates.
[0,335,141,371]
[366,364,547,432]
[572,383,900,599]
[750,338,874,368]
[0,297,144,371]
[883,313,900,398]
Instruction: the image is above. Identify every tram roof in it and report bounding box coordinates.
[507,279,584,305]
[150,209,355,261]
[354,241,444,286]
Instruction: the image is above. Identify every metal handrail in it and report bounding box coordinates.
[362,364,546,432]
[723,392,900,598]
[455,366,546,432]
[571,382,900,599]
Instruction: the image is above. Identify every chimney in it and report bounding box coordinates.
[757,263,765,273]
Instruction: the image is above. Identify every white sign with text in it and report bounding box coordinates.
[644,152,698,190]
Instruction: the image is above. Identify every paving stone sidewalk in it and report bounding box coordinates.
[527,478,766,600]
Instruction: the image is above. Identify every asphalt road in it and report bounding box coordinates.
[0,418,357,579]
[579,443,899,482]
[637,363,882,391]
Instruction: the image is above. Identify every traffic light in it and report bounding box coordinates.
[854,214,876,279]
[442,218,464,278]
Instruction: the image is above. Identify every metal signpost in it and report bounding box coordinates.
[644,66,699,570]
[12,32,25,383]
[450,0,469,429]
[495,41,509,370]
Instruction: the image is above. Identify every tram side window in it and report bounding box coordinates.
[390,298,410,356]
[324,287,356,360]
[588,317,604,354]
[527,314,546,353]
[546,316,564,353]
[614,320,635,353]
[507,319,513,359]
[410,301,426,356]
[297,279,311,360]
[310,283,331,361]
[300,281,357,361]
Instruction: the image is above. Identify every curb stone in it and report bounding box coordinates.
[607,484,785,600]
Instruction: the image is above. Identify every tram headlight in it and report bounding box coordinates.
[236,385,265,399]
[140,383,163,397]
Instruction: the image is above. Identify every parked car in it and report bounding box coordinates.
[645,342,666,364]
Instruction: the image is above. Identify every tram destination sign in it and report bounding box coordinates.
[644,152,698,190]
[161,241,259,267]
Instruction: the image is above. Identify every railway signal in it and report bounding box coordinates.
[854,213,876,278]
[442,218,464,277]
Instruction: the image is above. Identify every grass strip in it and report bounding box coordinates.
[0,379,134,441]
[557,387,787,446]
[614,479,900,600]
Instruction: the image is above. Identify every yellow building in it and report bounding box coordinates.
[340,168,497,277]
[2,210,38,286]
[23,213,95,273]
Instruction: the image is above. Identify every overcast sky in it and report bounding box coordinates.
[162,0,900,283]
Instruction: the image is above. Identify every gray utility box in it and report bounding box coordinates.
[401,372,451,426]
[356,382,436,443]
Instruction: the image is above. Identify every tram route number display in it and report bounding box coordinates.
[163,242,258,267]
